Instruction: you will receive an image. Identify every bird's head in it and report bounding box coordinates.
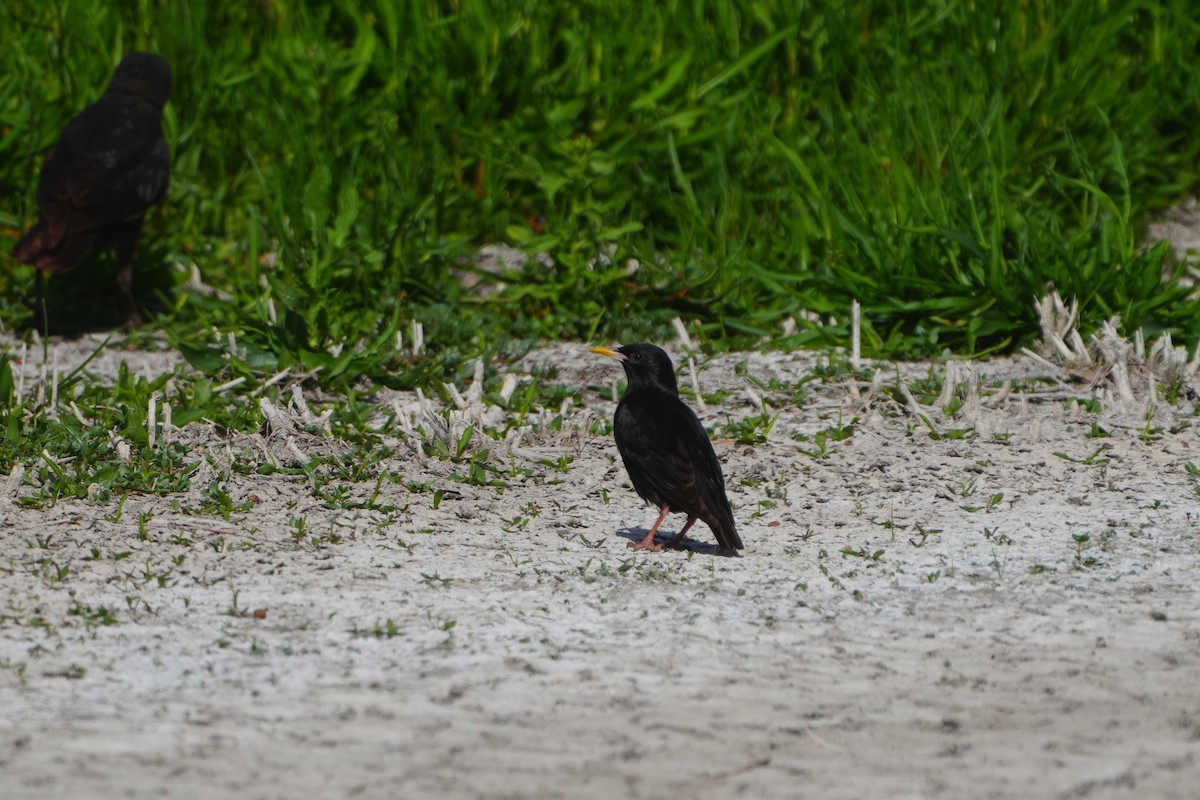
[109,52,173,109]
[590,343,679,395]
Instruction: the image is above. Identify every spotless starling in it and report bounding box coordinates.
[591,343,742,552]
[12,52,173,328]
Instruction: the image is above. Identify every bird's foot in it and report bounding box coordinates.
[627,538,663,552]
[122,308,143,330]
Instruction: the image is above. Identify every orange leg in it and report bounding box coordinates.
[629,505,671,552]
[666,516,698,550]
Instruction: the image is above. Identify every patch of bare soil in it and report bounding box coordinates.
[1,331,1198,799]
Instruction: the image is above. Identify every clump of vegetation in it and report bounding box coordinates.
[1,1,1199,502]
[3,1,1199,362]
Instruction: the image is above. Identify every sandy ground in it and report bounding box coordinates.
[1,334,1198,799]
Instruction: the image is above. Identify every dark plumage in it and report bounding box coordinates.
[12,52,173,327]
[591,343,742,552]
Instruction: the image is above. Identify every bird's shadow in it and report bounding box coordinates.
[616,527,741,557]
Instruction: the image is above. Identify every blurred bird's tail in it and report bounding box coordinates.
[711,502,743,551]
[11,221,93,273]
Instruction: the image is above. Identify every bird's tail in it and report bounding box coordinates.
[11,221,93,273]
[710,500,743,551]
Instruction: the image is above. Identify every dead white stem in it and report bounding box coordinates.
[1020,347,1062,374]
[898,382,931,421]
[253,368,292,395]
[15,342,26,405]
[148,392,158,449]
[672,317,692,349]
[2,463,25,495]
[285,436,310,465]
[49,358,59,419]
[290,385,311,417]
[410,320,424,355]
[258,397,290,434]
[962,375,982,424]
[1111,360,1135,408]
[981,380,1013,408]
[1048,332,1074,362]
[390,400,416,438]
[688,357,705,410]
[162,400,172,447]
[445,382,468,410]
[468,358,485,406]
[935,364,957,409]
[1068,330,1090,363]
[850,300,861,369]
[499,374,519,405]
[37,360,49,408]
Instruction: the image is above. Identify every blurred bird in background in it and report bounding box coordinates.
[12,52,172,330]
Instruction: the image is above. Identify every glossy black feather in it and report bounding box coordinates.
[602,343,742,550]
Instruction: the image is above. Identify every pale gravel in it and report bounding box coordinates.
[0,336,1198,799]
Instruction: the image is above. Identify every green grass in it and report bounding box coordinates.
[3,0,1200,361]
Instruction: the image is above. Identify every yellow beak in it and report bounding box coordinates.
[590,346,622,360]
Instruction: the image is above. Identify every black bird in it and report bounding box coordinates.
[591,343,742,552]
[12,52,172,328]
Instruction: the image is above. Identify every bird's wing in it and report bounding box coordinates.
[683,410,742,549]
[614,397,694,510]
[37,97,168,232]
[615,394,740,549]
[127,137,171,207]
